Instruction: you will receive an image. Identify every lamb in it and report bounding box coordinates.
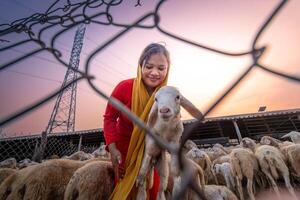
[17,158,38,169]
[91,144,110,159]
[135,86,204,200]
[186,147,218,184]
[64,160,114,200]
[64,151,93,161]
[213,162,235,191]
[0,158,17,169]
[0,158,102,200]
[241,137,297,199]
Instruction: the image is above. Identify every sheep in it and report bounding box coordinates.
[135,86,204,200]
[64,151,93,161]
[0,158,17,169]
[0,168,17,185]
[0,158,102,200]
[282,131,300,144]
[204,185,238,200]
[170,157,206,200]
[241,137,297,199]
[91,144,110,159]
[182,139,198,155]
[213,162,235,191]
[260,136,300,182]
[186,147,218,184]
[64,160,114,200]
[205,146,228,162]
[229,147,261,200]
[17,158,38,169]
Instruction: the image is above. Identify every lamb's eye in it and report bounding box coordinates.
[155,97,157,101]
[175,95,180,100]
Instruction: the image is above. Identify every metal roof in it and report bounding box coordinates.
[1,108,299,141]
[183,108,300,124]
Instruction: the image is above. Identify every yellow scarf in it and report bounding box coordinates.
[110,65,169,200]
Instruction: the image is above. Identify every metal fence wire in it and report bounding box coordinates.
[0,0,300,199]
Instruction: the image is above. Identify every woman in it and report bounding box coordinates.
[103,43,170,200]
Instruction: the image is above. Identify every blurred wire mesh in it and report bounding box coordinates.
[0,0,299,199]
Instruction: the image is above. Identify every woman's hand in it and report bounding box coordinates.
[108,143,122,180]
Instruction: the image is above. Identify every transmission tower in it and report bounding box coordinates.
[45,25,86,134]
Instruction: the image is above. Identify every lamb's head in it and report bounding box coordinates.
[241,137,257,152]
[186,147,206,160]
[148,86,203,125]
[260,136,281,147]
[154,86,181,121]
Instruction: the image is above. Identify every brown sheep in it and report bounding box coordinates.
[0,168,17,185]
[241,137,297,199]
[260,136,300,182]
[0,158,101,200]
[64,160,114,200]
[204,185,238,200]
[230,147,261,200]
[186,147,218,184]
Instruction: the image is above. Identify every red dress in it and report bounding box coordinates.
[103,78,159,200]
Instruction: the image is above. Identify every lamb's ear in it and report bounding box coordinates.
[180,95,204,121]
[281,132,293,139]
[147,101,158,127]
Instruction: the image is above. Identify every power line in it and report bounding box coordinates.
[6,69,62,83]
[7,0,130,80]
[5,68,114,93]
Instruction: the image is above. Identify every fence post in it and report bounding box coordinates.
[32,131,47,162]
[78,135,82,151]
[232,120,242,143]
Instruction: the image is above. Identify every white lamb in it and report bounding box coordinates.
[213,162,235,191]
[135,86,204,200]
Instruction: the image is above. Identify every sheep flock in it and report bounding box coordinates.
[0,86,300,200]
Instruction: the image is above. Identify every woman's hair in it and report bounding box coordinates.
[138,43,170,67]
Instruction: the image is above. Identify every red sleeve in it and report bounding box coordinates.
[103,79,133,146]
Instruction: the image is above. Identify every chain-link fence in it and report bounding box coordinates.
[0,129,104,161]
[1,0,300,199]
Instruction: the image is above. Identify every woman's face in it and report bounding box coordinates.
[141,53,168,93]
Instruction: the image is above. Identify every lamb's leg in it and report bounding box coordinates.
[246,178,255,200]
[235,177,244,200]
[170,154,180,177]
[229,173,235,190]
[136,180,147,200]
[223,174,230,190]
[282,171,297,199]
[262,169,280,198]
[136,153,152,187]
[172,175,182,199]
[156,151,169,200]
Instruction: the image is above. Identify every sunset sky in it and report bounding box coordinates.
[0,0,299,135]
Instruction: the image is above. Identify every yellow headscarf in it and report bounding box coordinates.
[110,64,169,200]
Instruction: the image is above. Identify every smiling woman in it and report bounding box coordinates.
[103,43,170,200]
[141,53,169,95]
